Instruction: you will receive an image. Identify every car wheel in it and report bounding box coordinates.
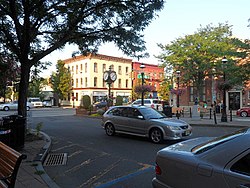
[150,128,163,144]
[105,123,115,136]
[3,106,9,111]
[240,111,248,117]
[27,106,30,111]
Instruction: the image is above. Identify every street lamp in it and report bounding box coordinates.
[140,63,146,105]
[221,56,228,122]
[176,70,181,107]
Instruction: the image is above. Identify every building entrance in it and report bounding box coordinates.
[228,92,240,110]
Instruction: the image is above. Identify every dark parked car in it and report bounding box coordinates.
[152,128,250,188]
[102,105,192,143]
[93,101,107,109]
[236,107,250,117]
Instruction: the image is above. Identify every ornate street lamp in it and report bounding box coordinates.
[103,66,117,107]
[221,56,228,122]
[176,70,181,107]
[140,63,146,105]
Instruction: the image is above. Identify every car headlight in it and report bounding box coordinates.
[167,126,181,131]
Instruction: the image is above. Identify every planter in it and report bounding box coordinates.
[76,108,88,116]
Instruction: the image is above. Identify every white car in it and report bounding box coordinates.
[0,101,33,111]
[132,99,163,111]
[28,97,43,107]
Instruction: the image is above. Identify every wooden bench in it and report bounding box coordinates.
[0,142,26,188]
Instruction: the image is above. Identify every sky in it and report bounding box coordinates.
[41,0,250,77]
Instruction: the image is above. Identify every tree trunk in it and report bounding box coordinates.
[18,63,31,117]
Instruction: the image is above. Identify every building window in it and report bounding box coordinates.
[80,64,83,72]
[71,66,74,73]
[85,63,87,73]
[68,93,70,101]
[72,79,74,87]
[118,79,121,88]
[118,66,122,75]
[110,64,114,71]
[126,67,129,74]
[85,77,88,87]
[103,79,106,87]
[76,93,78,101]
[76,78,78,88]
[103,64,106,72]
[76,65,78,74]
[126,79,128,88]
[94,77,97,87]
[80,78,83,87]
[248,91,250,99]
[94,63,98,73]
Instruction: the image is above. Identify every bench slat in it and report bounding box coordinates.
[0,142,24,188]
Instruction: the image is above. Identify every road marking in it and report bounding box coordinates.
[95,165,154,188]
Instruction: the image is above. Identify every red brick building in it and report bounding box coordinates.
[132,62,164,100]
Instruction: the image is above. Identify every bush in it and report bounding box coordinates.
[82,95,91,109]
[97,109,105,115]
[115,96,123,106]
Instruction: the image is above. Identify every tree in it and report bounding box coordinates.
[0,55,20,102]
[158,80,171,101]
[157,23,250,102]
[28,77,45,99]
[0,1,164,117]
[51,60,72,105]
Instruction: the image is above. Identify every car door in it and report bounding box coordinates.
[224,149,250,188]
[126,107,146,135]
[109,107,128,131]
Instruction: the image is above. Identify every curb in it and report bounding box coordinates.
[32,130,60,188]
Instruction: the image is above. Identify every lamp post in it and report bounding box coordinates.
[221,56,228,122]
[103,66,117,107]
[176,70,181,107]
[140,63,146,105]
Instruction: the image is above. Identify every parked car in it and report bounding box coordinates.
[93,101,107,109]
[132,99,163,111]
[152,128,250,188]
[0,101,33,111]
[42,100,52,107]
[236,107,250,117]
[28,97,43,107]
[102,105,192,143]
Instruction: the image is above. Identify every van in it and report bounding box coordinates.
[132,99,163,111]
[28,97,43,107]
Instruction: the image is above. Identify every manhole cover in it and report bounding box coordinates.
[44,153,68,166]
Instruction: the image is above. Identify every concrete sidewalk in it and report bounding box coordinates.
[15,131,57,188]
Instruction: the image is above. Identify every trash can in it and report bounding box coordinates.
[0,118,11,146]
[216,105,220,113]
[162,102,172,117]
[1,115,26,150]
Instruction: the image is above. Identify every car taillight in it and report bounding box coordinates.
[151,104,155,108]
[155,163,161,175]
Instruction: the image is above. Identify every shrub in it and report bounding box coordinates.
[115,96,123,106]
[82,95,91,109]
[97,109,105,115]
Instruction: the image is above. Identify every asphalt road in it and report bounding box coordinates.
[29,113,240,188]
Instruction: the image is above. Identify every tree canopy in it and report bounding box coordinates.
[157,23,250,101]
[51,60,72,104]
[0,0,164,116]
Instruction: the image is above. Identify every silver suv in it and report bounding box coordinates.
[132,99,163,111]
[102,105,192,143]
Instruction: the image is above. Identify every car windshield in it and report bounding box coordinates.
[191,128,247,154]
[139,108,166,119]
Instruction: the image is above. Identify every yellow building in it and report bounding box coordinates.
[63,53,132,107]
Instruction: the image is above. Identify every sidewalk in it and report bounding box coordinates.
[177,114,250,128]
[15,131,57,188]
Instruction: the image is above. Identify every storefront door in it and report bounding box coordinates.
[228,92,240,110]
